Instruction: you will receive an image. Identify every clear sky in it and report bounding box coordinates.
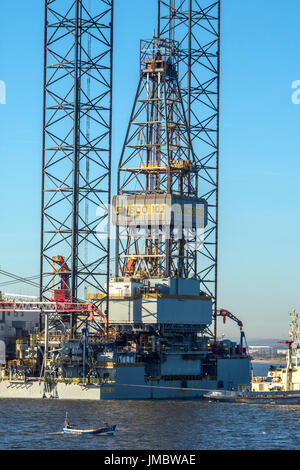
[0,0,299,341]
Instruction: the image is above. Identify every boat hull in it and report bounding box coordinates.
[63,425,116,435]
[203,391,300,405]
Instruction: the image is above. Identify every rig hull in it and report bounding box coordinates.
[0,279,251,401]
[0,356,251,400]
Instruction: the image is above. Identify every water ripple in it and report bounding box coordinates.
[0,398,299,450]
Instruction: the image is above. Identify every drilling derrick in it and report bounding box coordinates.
[158,0,221,336]
[115,37,207,281]
[88,35,213,332]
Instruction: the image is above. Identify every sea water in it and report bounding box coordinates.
[0,363,299,451]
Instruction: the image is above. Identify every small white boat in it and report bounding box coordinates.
[63,413,116,435]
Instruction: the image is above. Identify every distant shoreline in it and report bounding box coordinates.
[251,358,284,364]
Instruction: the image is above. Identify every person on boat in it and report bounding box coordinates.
[64,413,71,428]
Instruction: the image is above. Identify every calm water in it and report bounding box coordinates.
[0,363,299,451]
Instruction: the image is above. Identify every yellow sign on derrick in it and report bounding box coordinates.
[112,195,207,228]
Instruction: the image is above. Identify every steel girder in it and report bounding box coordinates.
[40,0,114,319]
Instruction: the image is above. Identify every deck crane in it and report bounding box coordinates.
[0,255,107,331]
[217,308,243,328]
[217,309,247,353]
[50,255,107,325]
[51,255,71,301]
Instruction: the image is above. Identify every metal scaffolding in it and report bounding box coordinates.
[40,0,220,336]
[158,0,221,335]
[115,36,207,279]
[40,1,114,318]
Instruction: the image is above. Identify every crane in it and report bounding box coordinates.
[51,255,71,301]
[217,308,247,353]
[217,309,243,328]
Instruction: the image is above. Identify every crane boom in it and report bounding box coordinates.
[217,309,243,328]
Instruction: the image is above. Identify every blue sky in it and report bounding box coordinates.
[0,0,300,340]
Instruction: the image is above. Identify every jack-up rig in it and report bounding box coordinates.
[0,0,251,400]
